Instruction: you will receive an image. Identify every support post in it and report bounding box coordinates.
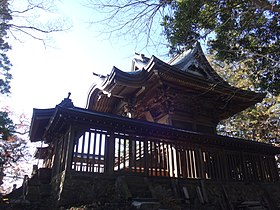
[105,132,115,174]
[222,149,228,181]
[198,148,206,180]
[143,139,148,175]
[65,125,76,171]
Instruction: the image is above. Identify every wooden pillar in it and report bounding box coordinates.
[198,148,206,180]
[144,140,148,176]
[129,138,135,172]
[105,132,115,174]
[251,154,258,181]
[170,144,175,178]
[258,155,265,181]
[180,148,187,178]
[222,150,228,181]
[175,145,181,178]
[64,124,76,171]
[52,138,60,176]
[241,152,247,181]
[270,156,279,181]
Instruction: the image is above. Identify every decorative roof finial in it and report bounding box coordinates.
[93,72,106,79]
[58,92,74,108]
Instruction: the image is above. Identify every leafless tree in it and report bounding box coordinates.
[86,0,172,50]
[7,0,71,46]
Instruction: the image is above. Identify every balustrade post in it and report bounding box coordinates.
[241,152,247,181]
[129,139,136,172]
[65,124,76,171]
[52,136,60,176]
[105,132,115,174]
[222,149,228,181]
[144,140,148,176]
[271,156,279,182]
[198,148,206,180]
[258,155,265,181]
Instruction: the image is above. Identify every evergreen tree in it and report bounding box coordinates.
[90,0,280,95]
[162,0,280,95]
[0,0,12,94]
[208,57,279,144]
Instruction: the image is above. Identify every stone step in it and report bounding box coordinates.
[131,199,161,210]
[131,190,152,198]
[133,198,159,202]
[124,176,152,198]
[236,201,267,210]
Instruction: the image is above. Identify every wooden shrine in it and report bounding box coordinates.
[24,43,280,209]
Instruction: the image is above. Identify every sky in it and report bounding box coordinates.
[1,0,169,116]
[0,1,170,191]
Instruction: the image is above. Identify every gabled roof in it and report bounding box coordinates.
[86,43,265,118]
[168,42,229,86]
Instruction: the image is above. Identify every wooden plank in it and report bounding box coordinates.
[185,149,190,178]
[271,156,279,181]
[97,132,103,173]
[117,138,121,171]
[134,140,137,172]
[241,152,247,181]
[78,132,85,172]
[72,132,79,171]
[258,155,265,181]
[144,140,148,175]
[176,146,181,178]
[138,140,143,173]
[216,152,222,180]
[105,132,115,174]
[166,143,171,177]
[93,130,97,172]
[205,151,211,179]
[86,132,91,172]
[170,144,175,177]
[190,149,195,178]
[149,140,153,176]
[198,149,205,180]
[194,149,200,179]
[222,150,228,181]
[154,141,158,176]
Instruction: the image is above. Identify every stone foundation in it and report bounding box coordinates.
[49,171,280,209]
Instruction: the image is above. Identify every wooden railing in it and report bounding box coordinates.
[70,125,279,182]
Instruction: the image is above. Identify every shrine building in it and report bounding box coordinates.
[24,43,280,209]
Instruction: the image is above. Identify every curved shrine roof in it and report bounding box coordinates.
[86,42,265,117]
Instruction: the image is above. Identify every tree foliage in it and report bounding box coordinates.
[89,0,280,95]
[0,111,15,141]
[0,0,12,95]
[162,0,280,95]
[213,59,280,144]
[0,108,31,193]
[218,95,279,144]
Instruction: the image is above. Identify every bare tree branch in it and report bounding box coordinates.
[251,0,280,13]
[86,0,171,50]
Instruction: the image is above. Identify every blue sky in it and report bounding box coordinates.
[1,1,169,116]
[0,0,171,191]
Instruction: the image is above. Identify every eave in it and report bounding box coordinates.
[29,108,55,142]
[43,106,280,155]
